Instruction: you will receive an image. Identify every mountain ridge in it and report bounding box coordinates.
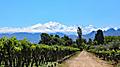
[0,21,119,35]
[0,28,120,43]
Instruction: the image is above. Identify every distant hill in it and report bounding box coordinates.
[0,32,41,43]
[0,28,120,43]
[83,28,120,40]
[0,32,77,43]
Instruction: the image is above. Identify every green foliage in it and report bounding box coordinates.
[0,37,79,67]
[77,27,82,39]
[61,35,73,46]
[108,41,120,51]
[94,29,104,45]
[88,49,120,64]
[39,33,74,46]
[76,27,82,48]
[39,33,51,45]
[86,36,120,65]
[87,38,92,45]
[105,36,120,44]
[87,41,120,65]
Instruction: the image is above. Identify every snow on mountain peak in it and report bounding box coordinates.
[30,21,76,33]
[0,21,119,34]
[31,21,62,29]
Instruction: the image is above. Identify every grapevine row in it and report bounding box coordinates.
[0,37,79,67]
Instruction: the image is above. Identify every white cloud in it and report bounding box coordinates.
[0,21,118,34]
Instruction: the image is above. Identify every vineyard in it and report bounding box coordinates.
[0,37,79,67]
[0,27,120,67]
[86,36,120,66]
[88,48,120,64]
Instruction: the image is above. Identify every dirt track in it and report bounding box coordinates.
[59,51,113,67]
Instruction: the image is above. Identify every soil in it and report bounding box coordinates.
[58,51,113,67]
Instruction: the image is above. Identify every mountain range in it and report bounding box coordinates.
[1,21,119,34]
[0,22,120,43]
[83,28,120,40]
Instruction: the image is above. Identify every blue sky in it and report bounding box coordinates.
[0,0,120,27]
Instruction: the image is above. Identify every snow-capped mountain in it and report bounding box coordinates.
[0,21,77,35]
[0,21,119,35]
[0,21,120,43]
[30,21,77,33]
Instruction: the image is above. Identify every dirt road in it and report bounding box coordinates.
[59,51,113,67]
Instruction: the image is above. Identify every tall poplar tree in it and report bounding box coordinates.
[76,27,82,48]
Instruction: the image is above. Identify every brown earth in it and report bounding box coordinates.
[58,51,113,67]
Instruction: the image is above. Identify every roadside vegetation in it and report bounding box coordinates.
[0,27,120,67]
[83,30,120,67]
